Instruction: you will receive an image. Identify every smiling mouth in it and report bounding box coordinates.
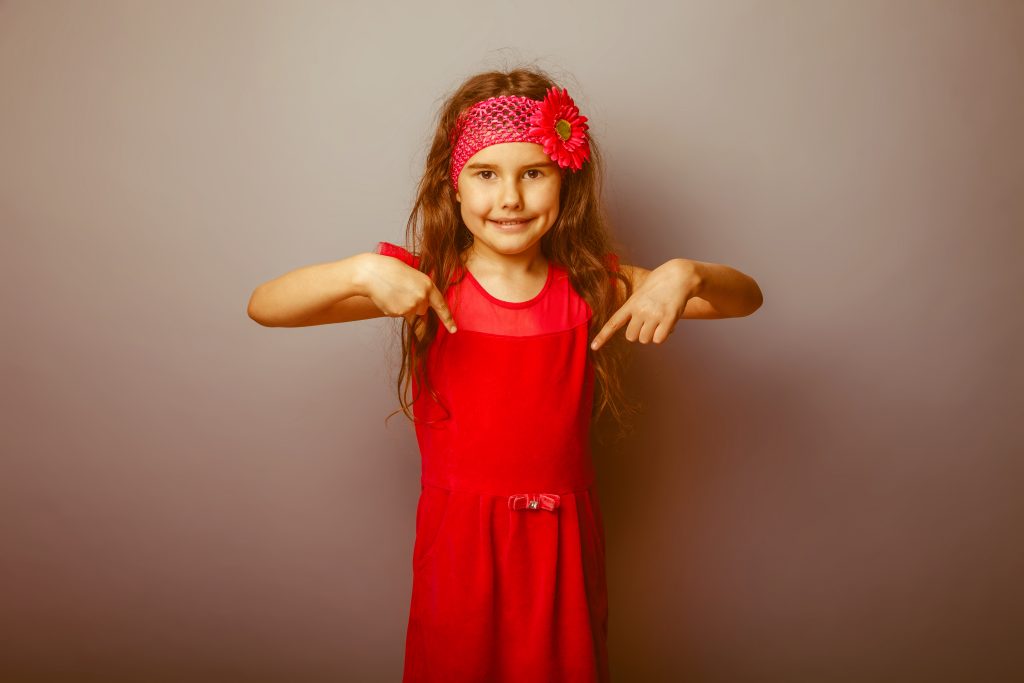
[490,218,531,226]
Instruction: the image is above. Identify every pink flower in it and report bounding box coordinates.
[528,87,591,171]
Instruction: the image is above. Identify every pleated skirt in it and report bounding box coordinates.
[402,482,610,682]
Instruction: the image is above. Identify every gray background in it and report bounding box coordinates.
[2,1,1022,681]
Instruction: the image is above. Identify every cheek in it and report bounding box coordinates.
[461,196,490,223]
[544,189,561,216]
[526,185,559,211]
[544,180,561,208]
[466,198,489,216]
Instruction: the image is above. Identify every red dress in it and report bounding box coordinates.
[375,241,616,683]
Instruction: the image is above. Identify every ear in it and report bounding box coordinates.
[455,190,461,203]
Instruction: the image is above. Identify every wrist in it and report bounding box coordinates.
[344,252,377,297]
[672,258,704,296]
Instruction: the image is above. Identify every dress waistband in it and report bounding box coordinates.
[507,492,561,512]
[421,479,594,503]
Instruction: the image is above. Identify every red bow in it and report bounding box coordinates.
[508,493,561,511]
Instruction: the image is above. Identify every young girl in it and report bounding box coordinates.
[248,66,762,683]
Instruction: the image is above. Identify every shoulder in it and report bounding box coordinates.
[603,252,649,298]
[615,262,649,301]
[375,241,420,269]
[604,252,620,272]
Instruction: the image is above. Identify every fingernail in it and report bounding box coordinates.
[450,325,457,333]
[591,341,598,350]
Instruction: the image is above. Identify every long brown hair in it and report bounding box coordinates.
[384,66,641,441]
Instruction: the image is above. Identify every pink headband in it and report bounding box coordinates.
[449,86,591,191]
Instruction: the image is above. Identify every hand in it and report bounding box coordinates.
[590,260,698,350]
[357,254,458,334]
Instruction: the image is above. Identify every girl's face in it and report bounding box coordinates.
[455,142,562,260]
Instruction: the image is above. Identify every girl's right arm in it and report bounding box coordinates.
[247,252,457,332]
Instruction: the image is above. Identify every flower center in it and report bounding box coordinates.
[555,119,572,141]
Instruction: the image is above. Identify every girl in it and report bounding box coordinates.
[248,66,762,683]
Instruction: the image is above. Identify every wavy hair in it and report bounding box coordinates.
[384,66,641,441]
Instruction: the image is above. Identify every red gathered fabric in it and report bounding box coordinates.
[374,240,616,682]
[375,240,421,268]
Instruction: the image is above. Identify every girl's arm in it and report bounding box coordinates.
[247,253,385,328]
[592,258,763,350]
[248,252,459,334]
[622,259,763,319]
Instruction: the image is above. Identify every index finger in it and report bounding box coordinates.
[428,285,458,333]
[590,306,630,351]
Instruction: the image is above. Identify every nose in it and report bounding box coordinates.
[499,177,522,210]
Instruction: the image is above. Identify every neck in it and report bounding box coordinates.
[463,242,548,278]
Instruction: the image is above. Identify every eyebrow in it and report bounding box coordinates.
[464,161,558,170]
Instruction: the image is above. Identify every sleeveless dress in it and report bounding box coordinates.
[375,241,618,683]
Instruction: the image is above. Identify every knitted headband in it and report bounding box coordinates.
[449,86,591,192]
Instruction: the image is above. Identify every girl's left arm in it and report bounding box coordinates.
[591,258,763,350]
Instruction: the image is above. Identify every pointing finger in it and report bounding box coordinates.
[591,309,629,351]
[428,285,457,333]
